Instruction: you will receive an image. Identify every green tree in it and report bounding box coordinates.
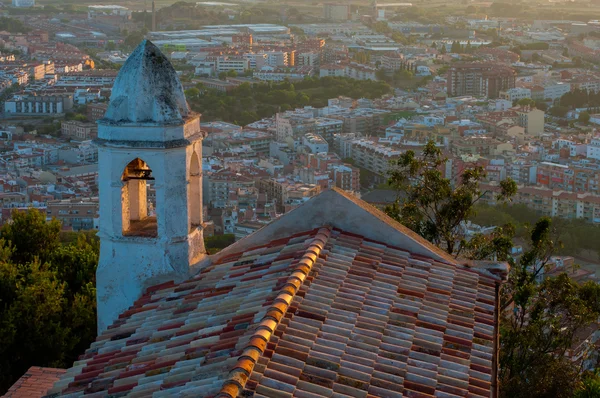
[451,41,462,53]
[579,111,591,124]
[384,144,600,396]
[549,106,569,117]
[124,31,146,48]
[535,100,548,111]
[384,140,517,255]
[517,98,536,107]
[575,371,600,398]
[499,220,600,397]
[184,87,200,101]
[0,210,99,395]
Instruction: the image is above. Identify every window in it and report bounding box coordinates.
[121,158,157,237]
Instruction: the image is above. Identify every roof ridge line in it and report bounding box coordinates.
[216,226,332,398]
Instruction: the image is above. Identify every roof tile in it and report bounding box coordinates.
[47,227,501,398]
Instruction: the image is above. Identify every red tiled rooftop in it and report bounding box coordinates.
[4,367,66,398]
[47,227,501,398]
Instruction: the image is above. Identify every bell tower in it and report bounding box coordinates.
[96,40,207,333]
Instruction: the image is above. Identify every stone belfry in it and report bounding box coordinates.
[96,40,207,333]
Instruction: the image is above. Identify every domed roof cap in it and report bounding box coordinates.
[104,40,190,124]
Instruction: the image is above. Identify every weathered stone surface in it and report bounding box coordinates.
[104,39,190,124]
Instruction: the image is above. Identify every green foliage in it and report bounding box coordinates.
[385,154,600,395]
[0,210,99,395]
[499,218,600,397]
[188,77,392,125]
[560,88,600,109]
[469,204,600,258]
[535,100,548,111]
[204,234,235,254]
[579,111,591,124]
[517,98,536,107]
[575,371,600,398]
[549,106,569,118]
[124,31,146,49]
[0,17,29,33]
[384,140,517,255]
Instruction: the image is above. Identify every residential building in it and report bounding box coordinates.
[499,87,532,102]
[47,197,99,231]
[12,0,35,7]
[61,120,98,140]
[4,93,74,115]
[257,178,321,212]
[482,183,600,223]
[207,169,255,208]
[336,137,402,175]
[515,106,544,136]
[588,138,600,160]
[216,56,249,73]
[447,63,516,98]
[87,103,108,121]
[302,133,329,154]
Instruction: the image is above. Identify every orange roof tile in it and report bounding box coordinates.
[4,367,66,398]
[46,226,501,398]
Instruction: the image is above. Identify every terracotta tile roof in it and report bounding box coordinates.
[47,227,500,398]
[4,367,66,398]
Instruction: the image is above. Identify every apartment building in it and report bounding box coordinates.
[319,64,346,78]
[499,87,532,102]
[530,81,571,101]
[4,93,74,115]
[447,63,516,98]
[206,169,255,208]
[275,111,343,143]
[331,164,360,192]
[47,197,99,231]
[61,120,98,140]
[536,162,575,191]
[515,106,544,136]
[215,56,249,73]
[257,178,321,213]
[329,108,390,135]
[482,184,600,223]
[587,138,600,160]
[381,53,405,72]
[450,136,503,157]
[87,102,108,121]
[336,137,402,176]
[302,133,329,154]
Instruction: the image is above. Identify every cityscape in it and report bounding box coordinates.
[2,0,600,397]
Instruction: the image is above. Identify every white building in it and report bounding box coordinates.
[4,93,74,115]
[260,51,289,67]
[320,64,346,78]
[12,0,35,7]
[216,56,249,73]
[587,138,600,160]
[302,133,329,154]
[543,82,571,101]
[95,40,207,333]
[500,87,532,102]
[244,53,268,69]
